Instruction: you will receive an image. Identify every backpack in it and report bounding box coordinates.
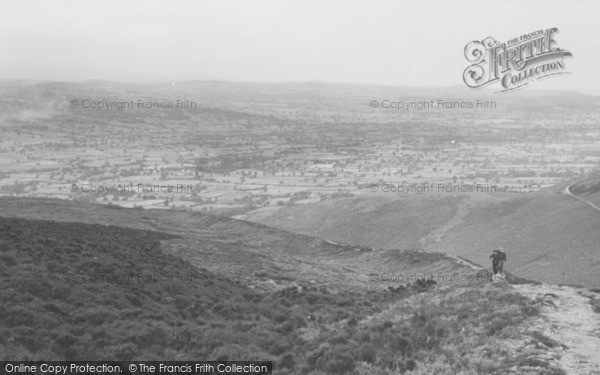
[498,250,507,261]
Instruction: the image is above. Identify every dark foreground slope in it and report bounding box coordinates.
[240,186,600,288]
[0,214,443,365]
[0,198,568,374]
[0,216,244,360]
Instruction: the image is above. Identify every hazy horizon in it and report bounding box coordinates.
[2,77,598,98]
[2,0,600,95]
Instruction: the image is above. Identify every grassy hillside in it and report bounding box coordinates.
[238,195,464,250]
[240,187,600,288]
[0,203,566,374]
[426,192,600,288]
[0,197,482,291]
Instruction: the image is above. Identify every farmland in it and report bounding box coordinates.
[1,81,599,215]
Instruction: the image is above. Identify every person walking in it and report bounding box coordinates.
[497,247,507,273]
[490,247,507,275]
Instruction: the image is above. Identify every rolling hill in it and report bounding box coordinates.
[239,183,600,288]
[0,197,485,292]
[0,198,562,375]
[0,197,590,373]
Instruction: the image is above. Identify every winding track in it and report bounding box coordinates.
[564,184,600,212]
[513,284,600,374]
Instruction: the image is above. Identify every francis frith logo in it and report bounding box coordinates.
[463,27,572,92]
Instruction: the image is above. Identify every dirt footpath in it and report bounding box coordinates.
[514,283,600,375]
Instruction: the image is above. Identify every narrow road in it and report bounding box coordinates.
[564,184,600,212]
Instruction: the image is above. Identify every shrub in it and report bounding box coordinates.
[356,343,376,363]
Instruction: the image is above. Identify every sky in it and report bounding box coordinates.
[1,0,599,94]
